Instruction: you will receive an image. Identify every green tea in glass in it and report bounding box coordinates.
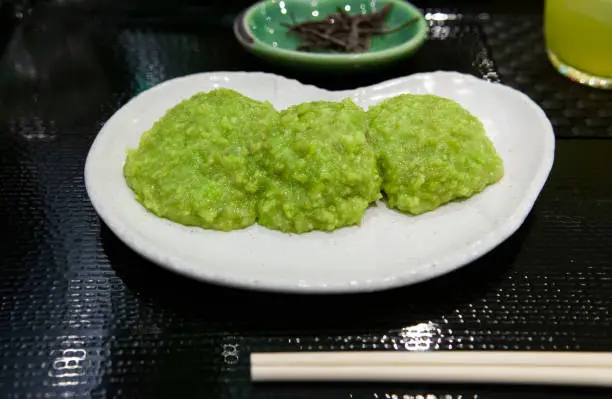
[545,0,612,89]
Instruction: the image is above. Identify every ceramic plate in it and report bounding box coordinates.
[85,71,555,293]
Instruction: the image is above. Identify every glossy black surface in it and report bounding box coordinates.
[0,1,611,398]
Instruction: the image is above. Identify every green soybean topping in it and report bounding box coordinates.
[368,94,504,215]
[123,88,279,231]
[257,99,382,233]
[124,89,504,234]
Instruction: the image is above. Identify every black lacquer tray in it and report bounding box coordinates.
[0,1,611,397]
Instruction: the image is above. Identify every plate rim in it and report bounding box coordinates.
[85,71,555,294]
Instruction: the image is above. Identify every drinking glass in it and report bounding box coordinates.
[545,0,612,89]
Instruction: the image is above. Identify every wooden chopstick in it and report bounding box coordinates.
[252,351,612,367]
[251,352,612,386]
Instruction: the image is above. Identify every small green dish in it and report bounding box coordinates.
[233,0,427,70]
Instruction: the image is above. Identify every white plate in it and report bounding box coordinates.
[85,71,555,294]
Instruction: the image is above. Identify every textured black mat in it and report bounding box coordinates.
[485,15,612,138]
[1,3,611,398]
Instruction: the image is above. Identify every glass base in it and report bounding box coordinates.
[547,49,612,90]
